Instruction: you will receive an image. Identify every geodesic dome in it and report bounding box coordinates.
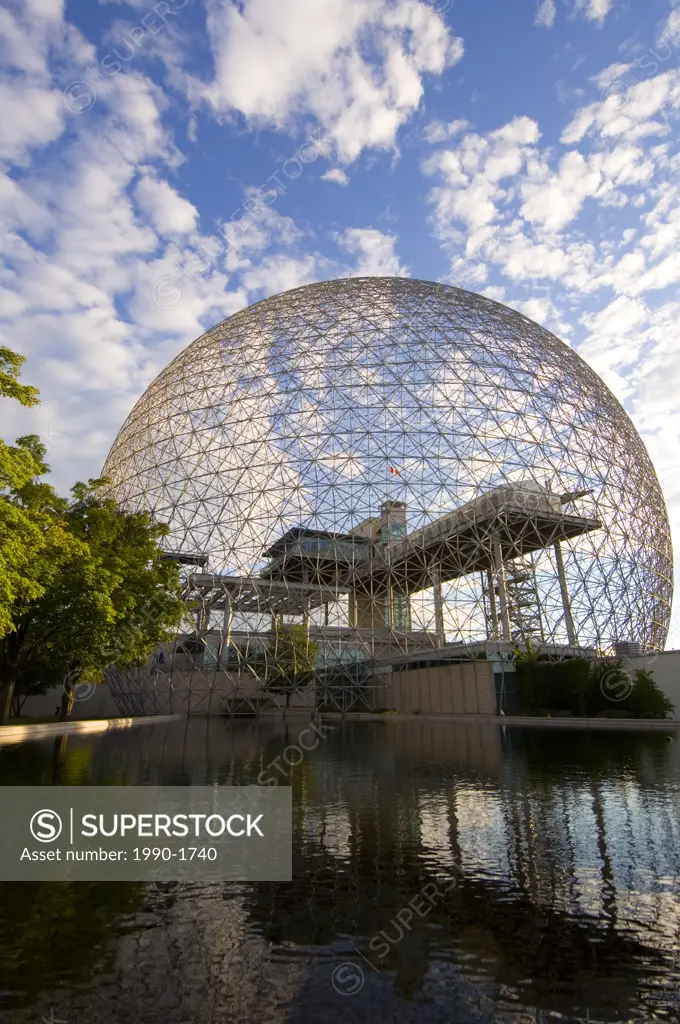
[102,278,672,715]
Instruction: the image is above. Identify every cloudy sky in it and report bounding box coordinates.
[1,0,679,640]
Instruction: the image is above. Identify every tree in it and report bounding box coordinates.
[0,349,183,724]
[0,509,113,723]
[0,480,183,723]
[264,623,319,711]
[626,667,674,719]
[55,480,183,719]
[513,637,541,662]
[0,348,52,641]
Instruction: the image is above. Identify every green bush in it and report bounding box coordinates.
[516,658,592,714]
[625,668,674,718]
[515,659,674,719]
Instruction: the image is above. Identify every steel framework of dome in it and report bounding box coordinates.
[102,277,673,716]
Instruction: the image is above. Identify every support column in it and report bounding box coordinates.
[218,593,233,665]
[349,593,358,629]
[486,568,499,640]
[432,568,445,646]
[223,596,233,639]
[197,601,210,636]
[324,601,329,627]
[554,541,577,646]
[492,537,511,643]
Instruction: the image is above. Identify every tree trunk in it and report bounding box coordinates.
[59,685,76,722]
[0,679,16,726]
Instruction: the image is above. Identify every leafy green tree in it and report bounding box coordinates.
[513,637,541,662]
[626,667,674,719]
[0,349,53,641]
[56,479,183,718]
[0,346,40,493]
[264,623,319,710]
[0,349,183,724]
[1,480,183,723]
[0,499,115,723]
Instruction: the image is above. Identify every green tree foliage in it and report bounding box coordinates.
[0,480,183,723]
[264,623,319,709]
[0,348,183,724]
[516,657,674,719]
[0,349,57,641]
[512,637,541,662]
[0,347,39,409]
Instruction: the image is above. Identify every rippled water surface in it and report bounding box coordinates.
[1,718,679,1024]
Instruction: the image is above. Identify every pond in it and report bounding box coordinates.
[0,718,679,1023]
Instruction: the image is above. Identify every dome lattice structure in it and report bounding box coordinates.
[102,278,673,715]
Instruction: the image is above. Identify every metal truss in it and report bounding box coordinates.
[102,278,673,715]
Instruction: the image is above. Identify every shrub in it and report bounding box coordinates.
[516,658,592,715]
[626,668,674,718]
[587,660,632,715]
[515,659,674,719]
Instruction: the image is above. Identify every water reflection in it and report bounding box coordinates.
[0,719,678,1023]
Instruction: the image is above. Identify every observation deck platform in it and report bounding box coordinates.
[352,485,601,593]
[183,574,351,616]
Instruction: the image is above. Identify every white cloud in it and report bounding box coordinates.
[424,118,469,143]
[520,151,603,230]
[135,176,198,236]
[535,0,556,28]
[423,116,540,232]
[336,227,407,276]
[573,0,613,25]
[593,62,631,89]
[0,83,65,163]
[202,0,463,162]
[321,168,350,186]
[510,296,572,336]
[561,69,680,145]
[0,0,96,165]
[241,254,319,295]
[659,8,680,45]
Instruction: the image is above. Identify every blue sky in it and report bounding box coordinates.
[1,0,679,640]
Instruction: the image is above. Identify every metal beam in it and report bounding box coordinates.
[492,537,512,643]
[554,541,577,645]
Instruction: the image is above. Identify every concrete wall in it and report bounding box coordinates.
[105,666,318,716]
[380,660,496,715]
[18,682,121,719]
[629,650,680,720]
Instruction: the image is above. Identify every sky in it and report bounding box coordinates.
[1,0,679,642]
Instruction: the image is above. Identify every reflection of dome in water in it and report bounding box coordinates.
[102,278,672,714]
